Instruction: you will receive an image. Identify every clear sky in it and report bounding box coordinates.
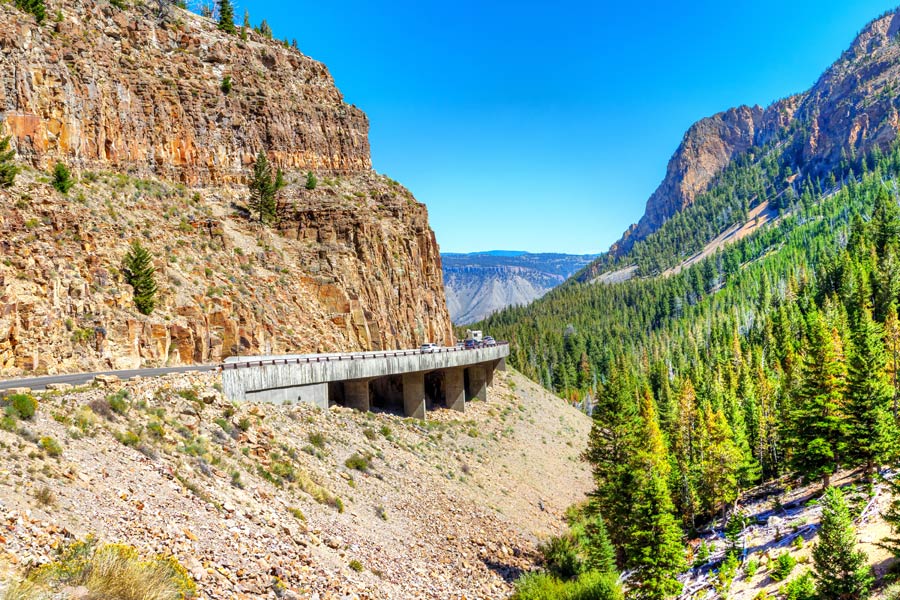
[241,0,896,254]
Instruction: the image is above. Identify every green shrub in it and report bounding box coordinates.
[305,171,317,190]
[745,557,759,578]
[783,571,815,600]
[363,428,377,441]
[348,559,363,572]
[116,431,141,447]
[107,390,129,415]
[14,0,45,23]
[512,570,622,600]
[7,393,37,419]
[221,76,232,94]
[39,436,62,457]
[770,551,797,582]
[52,162,73,194]
[539,534,582,580]
[308,431,326,449]
[345,453,370,472]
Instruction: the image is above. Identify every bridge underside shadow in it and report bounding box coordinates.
[320,362,503,418]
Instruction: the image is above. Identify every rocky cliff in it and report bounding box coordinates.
[443,252,597,324]
[0,0,453,375]
[610,8,900,257]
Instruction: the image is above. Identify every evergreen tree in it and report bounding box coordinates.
[584,509,617,575]
[306,171,317,190]
[845,308,896,478]
[812,486,872,600]
[698,408,742,518]
[0,136,19,188]
[122,241,159,316]
[274,168,286,192]
[584,367,642,555]
[625,391,685,600]
[248,151,277,224]
[789,314,847,487]
[52,161,73,194]
[217,0,235,34]
[259,19,272,38]
[886,305,900,418]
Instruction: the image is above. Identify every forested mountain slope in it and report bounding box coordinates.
[486,8,900,598]
[584,9,900,279]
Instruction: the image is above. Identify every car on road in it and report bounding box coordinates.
[464,339,477,349]
[420,343,439,353]
[483,336,496,347]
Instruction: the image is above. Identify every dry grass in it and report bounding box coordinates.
[12,540,195,600]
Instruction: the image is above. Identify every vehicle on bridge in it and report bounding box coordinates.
[420,343,440,353]
[483,336,497,347]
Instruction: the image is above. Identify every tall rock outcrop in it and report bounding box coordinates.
[610,8,900,258]
[0,0,452,375]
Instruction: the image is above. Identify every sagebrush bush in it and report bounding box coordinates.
[512,570,622,600]
[7,393,37,419]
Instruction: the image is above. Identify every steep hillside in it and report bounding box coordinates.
[591,9,900,277]
[443,252,597,325]
[0,0,453,376]
[0,368,592,599]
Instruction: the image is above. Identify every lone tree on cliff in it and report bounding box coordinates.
[14,0,45,23]
[249,151,277,225]
[217,0,235,34]
[122,241,159,316]
[0,136,19,188]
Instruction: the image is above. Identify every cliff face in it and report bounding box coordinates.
[0,1,452,375]
[0,0,370,184]
[611,8,900,257]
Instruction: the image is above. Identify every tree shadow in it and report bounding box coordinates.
[481,557,526,583]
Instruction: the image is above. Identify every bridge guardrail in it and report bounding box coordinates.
[219,341,509,371]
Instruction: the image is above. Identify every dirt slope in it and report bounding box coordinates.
[0,368,591,599]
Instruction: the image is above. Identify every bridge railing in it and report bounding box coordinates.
[219,341,509,371]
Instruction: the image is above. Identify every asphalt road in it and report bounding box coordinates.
[0,365,218,392]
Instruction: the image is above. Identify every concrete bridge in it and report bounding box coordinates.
[220,343,509,418]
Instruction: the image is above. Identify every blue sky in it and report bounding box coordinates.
[243,0,896,253]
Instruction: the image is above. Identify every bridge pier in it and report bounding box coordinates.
[402,372,427,419]
[495,357,506,372]
[466,365,488,402]
[345,379,371,412]
[445,367,465,412]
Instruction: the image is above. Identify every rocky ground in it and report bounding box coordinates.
[681,470,898,600]
[0,368,592,599]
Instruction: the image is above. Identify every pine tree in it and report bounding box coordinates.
[0,136,19,188]
[217,0,235,34]
[306,171,317,190]
[122,241,159,316]
[248,151,277,224]
[584,367,642,555]
[886,305,900,418]
[259,19,272,38]
[274,168,286,192]
[584,508,617,575]
[625,390,685,600]
[625,472,685,600]
[812,486,872,600]
[52,161,73,194]
[698,408,742,518]
[789,314,847,487]
[845,308,896,478]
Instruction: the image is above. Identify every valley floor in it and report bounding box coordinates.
[0,369,591,599]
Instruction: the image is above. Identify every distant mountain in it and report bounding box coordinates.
[442,252,598,324]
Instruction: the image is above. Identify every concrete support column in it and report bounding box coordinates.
[495,357,507,372]
[345,379,370,412]
[402,372,426,419]
[486,363,495,389]
[466,365,488,402]
[444,367,465,412]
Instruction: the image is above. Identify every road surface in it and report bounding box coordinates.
[0,365,218,392]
